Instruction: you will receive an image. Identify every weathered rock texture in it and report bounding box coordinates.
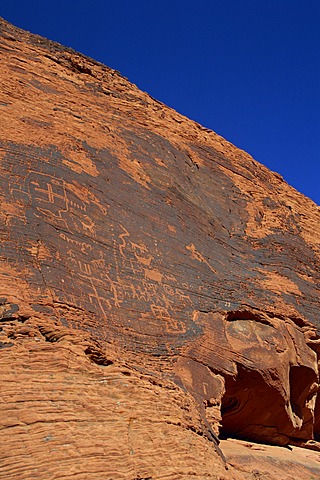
[0,17,320,479]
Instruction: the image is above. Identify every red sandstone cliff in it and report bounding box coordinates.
[0,17,320,479]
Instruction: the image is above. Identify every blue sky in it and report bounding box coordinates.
[2,1,319,205]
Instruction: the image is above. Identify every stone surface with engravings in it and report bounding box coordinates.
[1,17,320,480]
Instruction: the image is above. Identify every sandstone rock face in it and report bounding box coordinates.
[0,17,320,479]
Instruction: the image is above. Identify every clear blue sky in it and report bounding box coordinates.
[2,0,319,205]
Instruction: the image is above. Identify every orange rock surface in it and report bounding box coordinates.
[0,17,320,479]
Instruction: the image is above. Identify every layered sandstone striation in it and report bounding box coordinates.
[0,17,320,479]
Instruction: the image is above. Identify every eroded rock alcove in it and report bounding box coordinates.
[1,16,320,480]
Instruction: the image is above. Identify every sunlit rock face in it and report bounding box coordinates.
[1,16,320,480]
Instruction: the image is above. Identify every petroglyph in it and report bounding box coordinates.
[87,277,111,317]
[150,305,186,334]
[26,172,97,220]
[78,261,92,276]
[186,243,217,274]
[144,268,163,283]
[174,287,192,305]
[130,241,153,267]
[27,241,51,261]
[33,178,67,206]
[59,232,93,254]
[6,165,195,335]
[91,251,107,270]
[58,220,195,331]
[79,215,96,236]
[122,257,144,275]
[119,225,130,257]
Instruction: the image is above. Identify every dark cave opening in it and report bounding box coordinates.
[219,363,319,446]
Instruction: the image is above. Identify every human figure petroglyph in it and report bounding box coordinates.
[160,292,174,310]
